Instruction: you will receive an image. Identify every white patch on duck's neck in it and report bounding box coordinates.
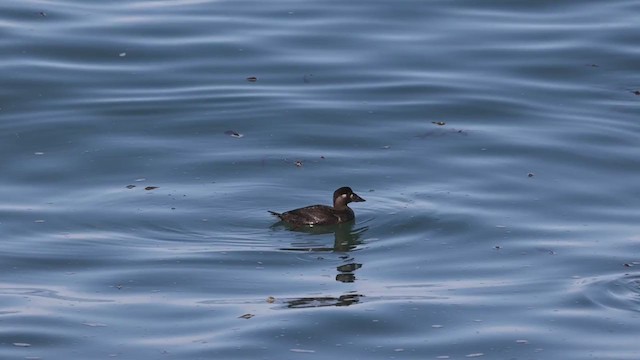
[334,193,350,210]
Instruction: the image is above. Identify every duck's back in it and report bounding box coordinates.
[275,204,354,225]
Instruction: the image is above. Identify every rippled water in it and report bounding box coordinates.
[2,0,640,359]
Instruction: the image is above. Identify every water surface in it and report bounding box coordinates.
[2,0,640,359]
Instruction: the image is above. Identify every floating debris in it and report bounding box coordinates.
[39,11,47,17]
[246,76,257,82]
[320,155,325,159]
[432,121,446,126]
[295,160,303,167]
[144,186,158,191]
[266,296,276,303]
[224,130,244,138]
[528,172,535,177]
[126,185,136,189]
[417,128,468,138]
[633,90,640,96]
[82,322,107,327]
[238,313,254,319]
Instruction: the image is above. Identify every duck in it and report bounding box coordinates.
[269,186,366,226]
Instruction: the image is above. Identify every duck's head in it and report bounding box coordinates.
[333,186,366,209]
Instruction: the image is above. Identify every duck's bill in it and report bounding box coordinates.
[351,193,366,202]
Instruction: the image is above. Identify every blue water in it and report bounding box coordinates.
[2,0,640,359]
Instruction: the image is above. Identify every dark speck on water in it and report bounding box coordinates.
[416,128,468,138]
[246,76,257,82]
[144,186,158,191]
[225,130,244,138]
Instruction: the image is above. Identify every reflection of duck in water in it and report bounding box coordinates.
[275,220,368,253]
[269,187,365,226]
[275,220,368,282]
[286,293,362,308]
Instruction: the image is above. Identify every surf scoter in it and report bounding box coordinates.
[269,187,365,226]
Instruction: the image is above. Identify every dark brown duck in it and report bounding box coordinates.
[269,186,366,226]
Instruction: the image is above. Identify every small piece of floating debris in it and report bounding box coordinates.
[224,130,244,138]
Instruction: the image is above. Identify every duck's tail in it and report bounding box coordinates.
[268,210,283,219]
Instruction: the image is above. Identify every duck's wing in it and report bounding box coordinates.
[279,205,336,225]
